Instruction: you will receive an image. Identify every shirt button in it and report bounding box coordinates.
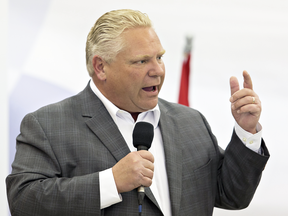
[249,141,254,144]
[243,138,247,142]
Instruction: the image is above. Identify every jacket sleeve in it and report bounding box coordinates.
[215,130,269,209]
[200,112,270,210]
[6,113,102,216]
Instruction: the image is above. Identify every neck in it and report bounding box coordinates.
[130,112,140,122]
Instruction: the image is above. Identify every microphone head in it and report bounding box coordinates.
[133,122,154,150]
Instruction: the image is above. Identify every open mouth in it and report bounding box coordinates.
[142,86,156,92]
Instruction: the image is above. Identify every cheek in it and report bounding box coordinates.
[125,77,140,93]
[162,70,165,79]
[130,73,145,86]
[160,72,165,84]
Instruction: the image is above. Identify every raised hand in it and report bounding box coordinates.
[229,70,261,134]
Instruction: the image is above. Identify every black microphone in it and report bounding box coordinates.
[132,122,154,215]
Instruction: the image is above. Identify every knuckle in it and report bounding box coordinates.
[148,179,152,186]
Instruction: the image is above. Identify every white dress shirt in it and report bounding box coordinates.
[89,80,262,215]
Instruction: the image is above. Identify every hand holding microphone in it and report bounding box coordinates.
[132,122,154,211]
[112,122,154,194]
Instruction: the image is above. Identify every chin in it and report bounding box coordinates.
[143,101,158,111]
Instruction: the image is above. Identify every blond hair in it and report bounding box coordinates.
[86,9,152,76]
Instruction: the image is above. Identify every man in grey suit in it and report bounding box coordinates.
[6,9,269,216]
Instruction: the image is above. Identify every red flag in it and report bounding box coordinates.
[178,37,192,106]
[178,54,190,106]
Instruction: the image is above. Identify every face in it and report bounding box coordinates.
[100,27,165,113]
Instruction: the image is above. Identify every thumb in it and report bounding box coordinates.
[230,76,239,96]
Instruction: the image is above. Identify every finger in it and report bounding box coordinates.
[229,76,239,102]
[140,168,154,187]
[141,166,154,179]
[235,103,261,116]
[141,176,153,187]
[243,70,253,90]
[231,88,255,103]
[232,95,258,111]
[137,150,154,163]
[144,159,154,171]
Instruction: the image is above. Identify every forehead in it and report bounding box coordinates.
[120,27,164,55]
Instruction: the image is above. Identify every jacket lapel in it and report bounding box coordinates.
[159,101,183,216]
[81,83,130,162]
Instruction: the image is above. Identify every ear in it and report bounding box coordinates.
[92,55,107,81]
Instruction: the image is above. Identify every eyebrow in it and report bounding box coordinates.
[135,50,166,59]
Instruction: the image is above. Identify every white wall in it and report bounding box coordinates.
[4,0,288,215]
[0,0,9,215]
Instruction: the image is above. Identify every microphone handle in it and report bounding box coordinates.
[136,145,149,214]
[137,145,148,151]
[137,186,145,204]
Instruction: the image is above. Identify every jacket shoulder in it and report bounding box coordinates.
[158,98,201,116]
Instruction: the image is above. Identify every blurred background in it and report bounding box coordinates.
[1,0,288,215]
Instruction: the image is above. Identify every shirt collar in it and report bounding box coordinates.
[89,80,160,129]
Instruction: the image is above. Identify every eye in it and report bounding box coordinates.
[134,59,147,64]
[157,55,164,61]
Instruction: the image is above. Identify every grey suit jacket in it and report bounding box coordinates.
[6,83,269,216]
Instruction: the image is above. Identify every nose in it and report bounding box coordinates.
[148,58,165,77]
